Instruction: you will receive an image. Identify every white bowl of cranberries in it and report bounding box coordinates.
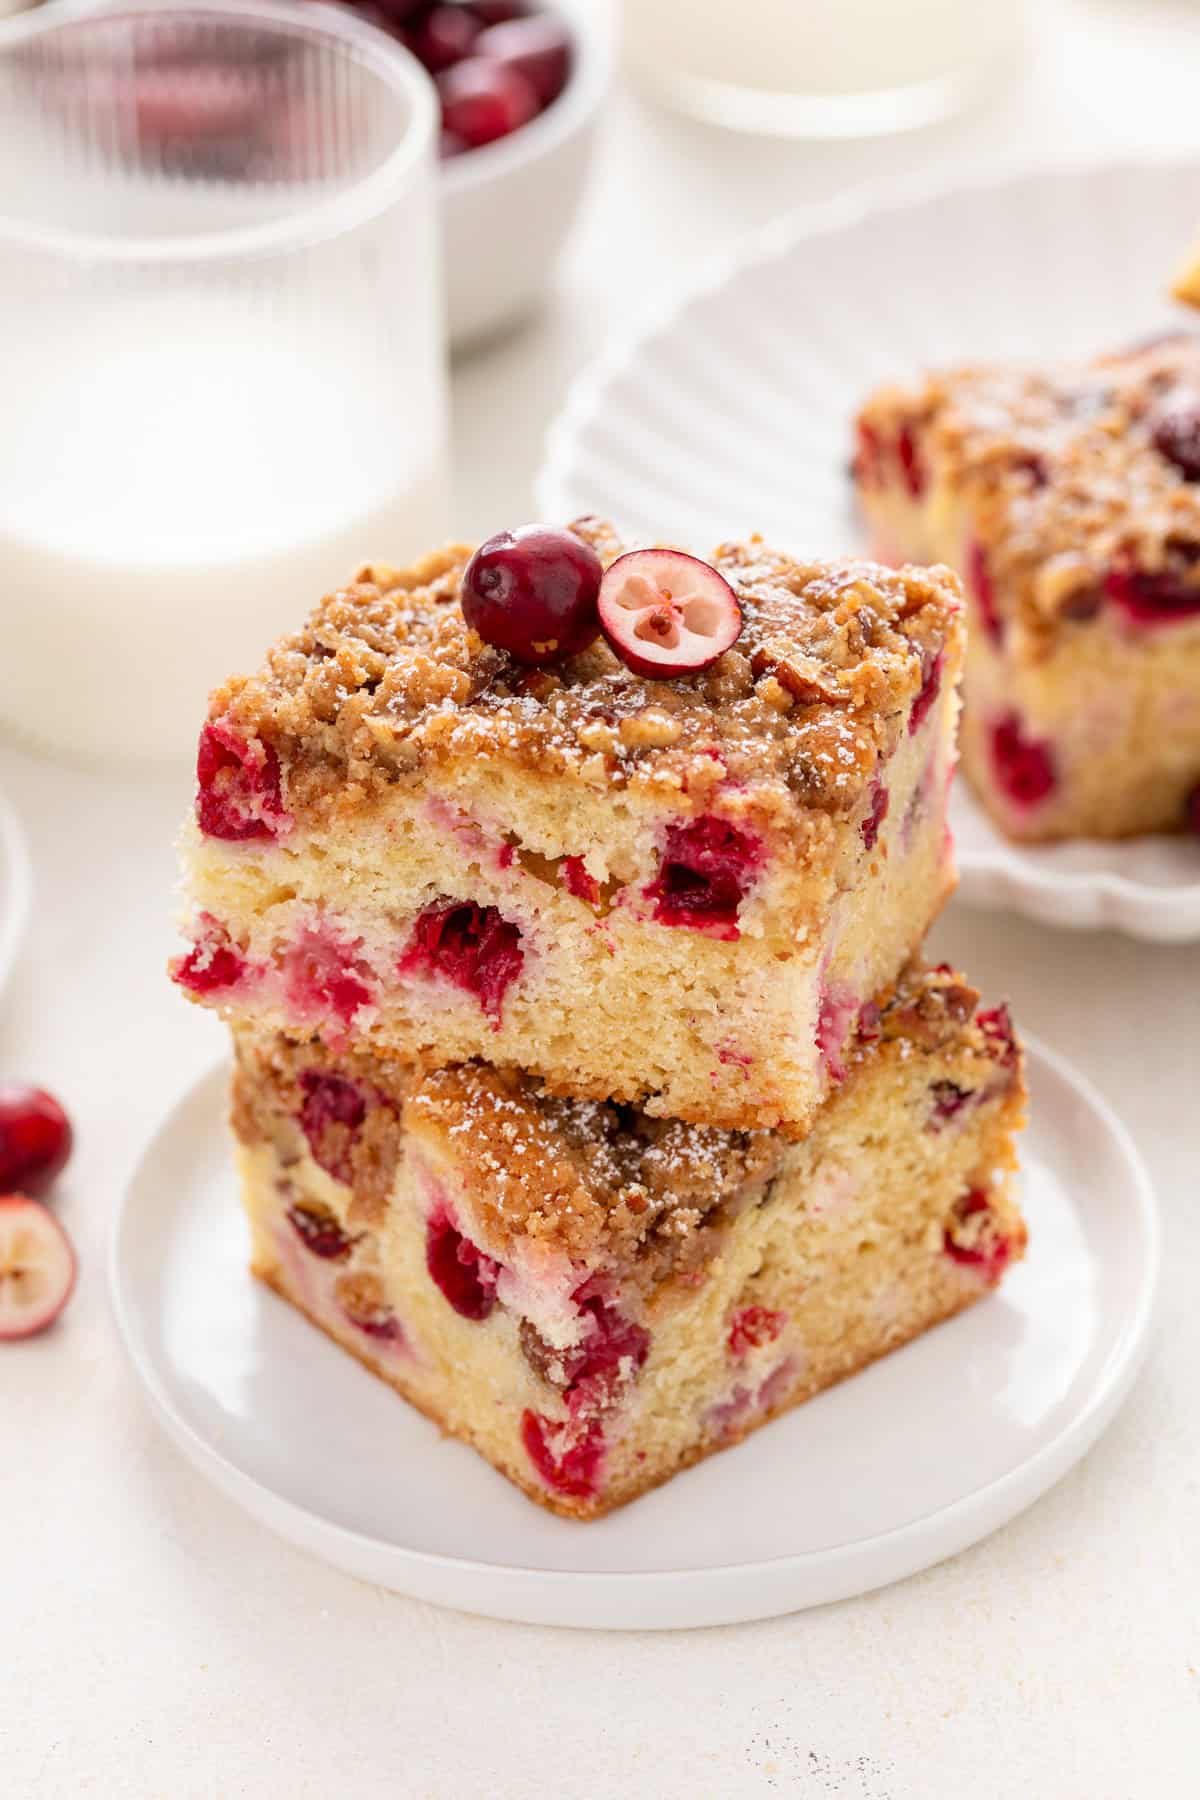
[372,0,613,343]
[20,0,609,345]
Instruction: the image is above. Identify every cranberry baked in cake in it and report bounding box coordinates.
[175,520,964,1134]
[854,335,1200,842]
[231,961,1027,1520]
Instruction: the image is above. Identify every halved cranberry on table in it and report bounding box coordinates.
[462,525,602,663]
[597,549,743,679]
[0,1195,77,1340]
[0,1085,73,1198]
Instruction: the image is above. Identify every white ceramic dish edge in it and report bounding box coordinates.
[537,147,1200,522]
[950,786,1200,942]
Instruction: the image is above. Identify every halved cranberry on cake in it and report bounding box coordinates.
[175,519,964,1135]
[230,960,1027,1520]
[853,335,1200,842]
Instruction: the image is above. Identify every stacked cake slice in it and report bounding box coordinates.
[174,518,1028,1517]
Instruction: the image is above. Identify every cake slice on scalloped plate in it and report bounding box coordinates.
[854,335,1200,844]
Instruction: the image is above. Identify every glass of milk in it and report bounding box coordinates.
[0,0,450,762]
[624,0,1028,137]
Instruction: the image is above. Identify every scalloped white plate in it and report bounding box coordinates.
[537,155,1200,942]
[0,786,31,998]
[111,1041,1157,1630]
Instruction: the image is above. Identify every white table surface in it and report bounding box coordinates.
[5,2,1200,1794]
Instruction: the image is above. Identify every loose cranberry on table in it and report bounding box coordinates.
[0,1195,77,1340]
[461,524,602,663]
[597,549,743,678]
[0,1084,73,1198]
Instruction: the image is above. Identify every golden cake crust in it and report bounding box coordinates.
[204,519,962,835]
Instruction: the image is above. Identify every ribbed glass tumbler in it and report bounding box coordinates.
[0,0,448,761]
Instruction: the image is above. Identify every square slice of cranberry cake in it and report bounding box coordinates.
[176,519,963,1134]
[231,961,1026,1520]
[853,336,1200,843]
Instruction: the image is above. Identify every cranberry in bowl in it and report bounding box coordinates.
[428,0,612,343]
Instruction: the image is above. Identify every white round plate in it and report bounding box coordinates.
[111,1041,1157,1630]
[0,785,32,998]
[538,155,1200,942]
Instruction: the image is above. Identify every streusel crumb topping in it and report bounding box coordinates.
[205,520,961,830]
[860,335,1200,640]
[233,962,1022,1285]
